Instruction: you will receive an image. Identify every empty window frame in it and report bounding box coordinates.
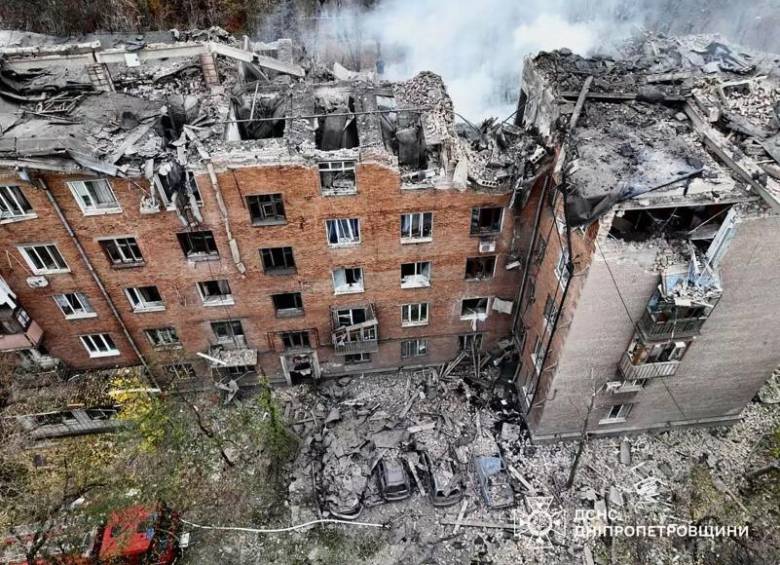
[319,161,357,195]
[19,244,69,274]
[0,185,33,219]
[260,247,296,274]
[400,261,431,288]
[401,339,428,359]
[460,297,488,319]
[80,333,119,357]
[531,334,545,374]
[211,320,245,344]
[543,295,559,330]
[344,352,371,364]
[145,327,180,348]
[164,362,196,380]
[247,194,286,225]
[402,302,429,327]
[465,256,496,280]
[326,218,360,246]
[555,247,571,286]
[197,280,233,306]
[272,292,303,317]
[100,237,144,266]
[53,293,95,319]
[335,307,370,328]
[68,179,120,214]
[600,403,633,424]
[177,231,218,260]
[400,212,432,242]
[125,286,164,312]
[332,267,364,294]
[281,331,311,349]
[470,207,503,235]
[458,333,483,351]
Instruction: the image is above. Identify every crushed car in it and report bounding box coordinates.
[473,455,514,509]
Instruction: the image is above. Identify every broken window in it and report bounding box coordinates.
[461,297,489,320]
[54,293,95,319]
[319,161,357,195]
[80,333,119,357]
[465,256,496,280]
[458,334,483,351]
[401,339,428,359]
[336,307,369,327]
[608,204,732,244]
[402,303,429,327]
[332,267,364,294]
[470,207,503,235]
[401,261,431,288]
[401,212,433,242]
[542,295,559,330]
[281,331,310,349]
[314,92,359,151]
[629,339,689,365]
[145,327,180,348]
[19,244,69,274]
[177,231,218,260]
[326,218,360,246]
[555,248,570,286]
[345,352,371,364]
[247,193,286,225]
[260,247,296,274]
[211,320,245,344]
[197,280,233,305]
[100,237,144,266]
[68,179,120,214]
[0,185,33,219]
[233,92,286,140]
[272,292,303,317]
[600,403,633,424]
[125,286,164,312]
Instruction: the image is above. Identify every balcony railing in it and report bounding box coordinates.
[637,309,707,340]
[331,304,379,355]
[0,319,43,352]
[618,352,680,381]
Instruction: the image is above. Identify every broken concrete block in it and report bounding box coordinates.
[620,439,631,466]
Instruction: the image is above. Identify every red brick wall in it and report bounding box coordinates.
[0,160,521,381]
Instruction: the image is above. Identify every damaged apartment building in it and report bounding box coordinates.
[512,36,780,440]
[0,30,541,386]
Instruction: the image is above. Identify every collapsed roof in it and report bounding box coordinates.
[521,33,780,226]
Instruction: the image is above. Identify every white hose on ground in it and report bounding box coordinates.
[180,517,388,534]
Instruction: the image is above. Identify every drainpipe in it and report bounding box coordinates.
[38,178,157,387]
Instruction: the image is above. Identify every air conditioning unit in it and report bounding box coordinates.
[26,276,49,289]
[605,381,623,392]
[479,238,496,253]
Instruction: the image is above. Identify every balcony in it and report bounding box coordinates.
[206,343,258,368]
[0,317,43,352]
[637,308,707,341]
[331,304,379,355]
[618,351,680,381]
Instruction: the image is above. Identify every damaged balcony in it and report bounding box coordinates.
[205,342,258,369]
[0,304,43,353]
[331,304,379,355]
[618,352,680,381]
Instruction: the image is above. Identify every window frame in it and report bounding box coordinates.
[80,333,119,358]
[144,327,181,348]
[99,237,144,267]
[464,255,497,281]
[401,338,428,359]
[344,352,371,364]
[542,294,559,332]
[210,319,245,345]
[246,193,286,226]
[281,331,311,349]
[458,333,484,351]
[401,302,429,327]
[400,260,432,288]
[197,280,234,306]
[19,244,69,274]
[460,297,489,320]
[67,179,121,215]
[555,247,571,287]
[400,211,433,243]
[177,231,219,261]
[326,218,361,247]
[332,266,364,294]
[0,185,34,221]
[260,246,296,275]
[470,207,503,235]
[272,292,304,317]
[600,403,634,424]
[319,161,357,196]
[53,293,96,320]
[125,286,165,312]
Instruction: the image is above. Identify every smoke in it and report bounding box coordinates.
[260,0,778,121]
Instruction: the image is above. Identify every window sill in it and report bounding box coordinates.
[132,306,166,313]
[465,276,494,282]
[153,344,183,351]
[401,237,433,245]
[334,287,364,295]
[203,298,235,307]
[64,313,98,320]
[460,313,488,322]
[186,255,220,263]
[598,417,627,426]
[401,280,431,289]
[276,309,304,319]
[321,190,358,197]
[252,218,287,227]
[111,262,145,269]
[88,350,120,358]
[401,321,429,328]
[31,269,71,276]
[328,242,361,249]
[216,339,247,347]
[1,213,38,224]
[82,207,122,216]
[264,268,297,277]
[470,231,501,237]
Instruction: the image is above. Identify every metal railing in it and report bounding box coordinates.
[637,309,707,340]
[618,352,680,380]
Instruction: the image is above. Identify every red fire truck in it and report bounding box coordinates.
[2,504,182,565]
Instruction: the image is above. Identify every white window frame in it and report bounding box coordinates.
[400,261,432,288]
[53,293,96,320]
[555,248,571,287]
[402,303,429,327]
[125,286,165,312]
[531,334,545,374]
[0,185,35,222]
[145,327,181,348]
[543,295,559,332]
[19,244,69,274]
[211,320,246,345]
[460,297,489,321]
[465,255,497,281]
[599,403,633,425]
[326,218,360,247]
[197,280,234,306]
[401,338,428,359]
[67,179,121,215]
[319,161,357,195]
[400,211,433,243]
[99,237,144,266]
[80,333,119,358]
[332,267,364,295]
